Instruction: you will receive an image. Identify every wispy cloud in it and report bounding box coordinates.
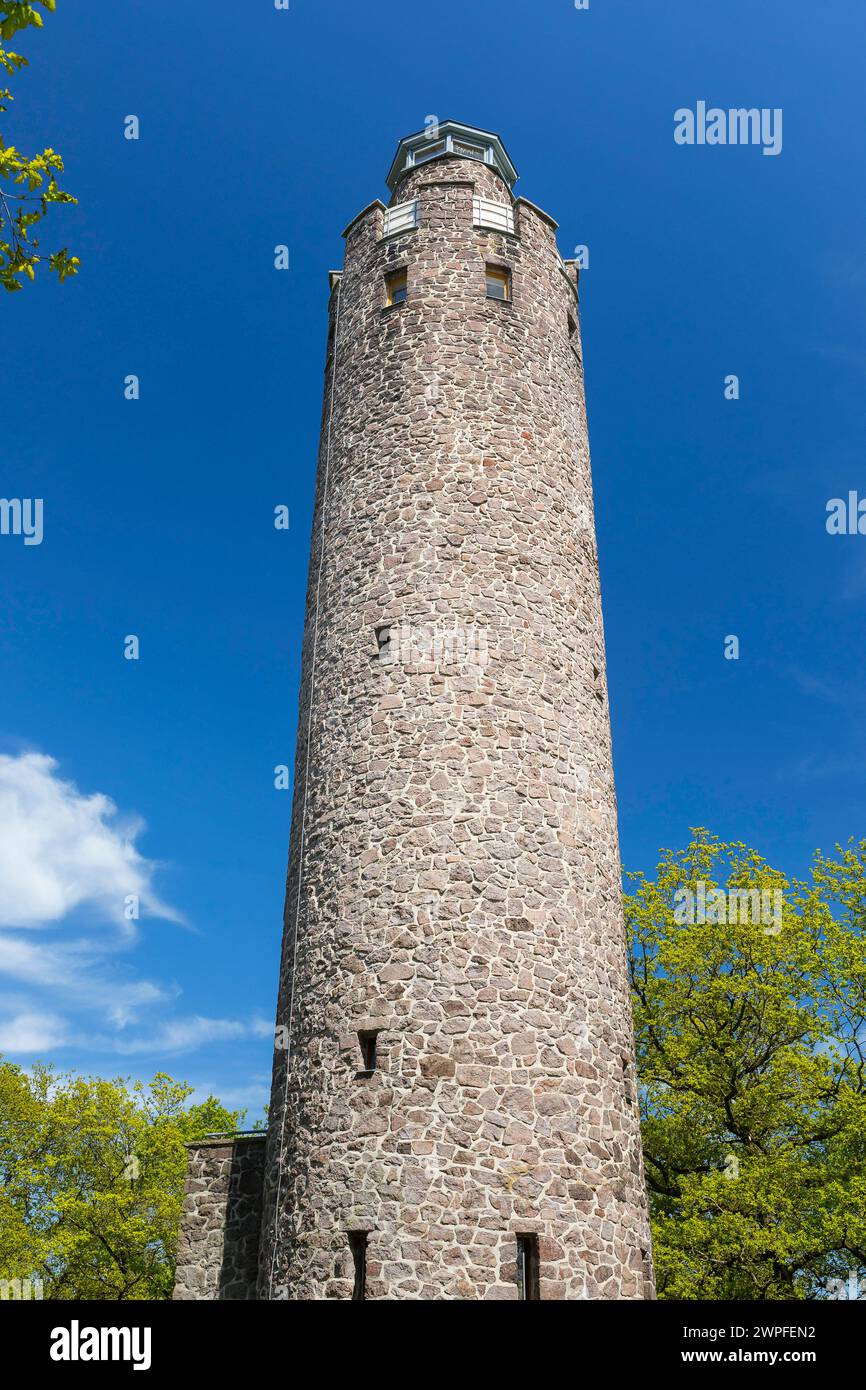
[788,668,851,708]
[0,752,265,1070]
[0,1010,70,1053]
[0,933,174,1022]
[95,1015,273,1057]
[186,1076,271,1117]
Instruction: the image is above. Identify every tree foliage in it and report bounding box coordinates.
[1,1,78,291]
[0,1065,251,1299]
[628,830,866,1299]
[4,832,866,1301]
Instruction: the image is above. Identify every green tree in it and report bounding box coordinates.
[1,1,78,290]
[627,830,866,1299]
[0,1064,253,1299]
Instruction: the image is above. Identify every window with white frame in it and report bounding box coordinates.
[452,139,485,161]
[413,140,446,165]
[382,199,420,237]
[473,196,515,235]
[402,132,498,175]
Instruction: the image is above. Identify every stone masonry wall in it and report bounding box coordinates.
[173,1137,266,1300]
[258,148,655,1299]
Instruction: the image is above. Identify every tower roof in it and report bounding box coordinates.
[386,120,519,194]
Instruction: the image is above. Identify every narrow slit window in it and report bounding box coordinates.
[485,265,511,301]
[375,624,392,662]
[592,664,605,702]
[348,1231,368,1301]
[515,1234,540,1300]
[385,268,407,306]
[359,1030,379,1072]
[623,1056,634,1105]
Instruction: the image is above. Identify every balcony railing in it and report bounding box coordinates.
[382,199,420,237]
[473,196,515,236]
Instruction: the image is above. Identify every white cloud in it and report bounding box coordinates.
[0,933,174,1020]
[109,1016,256,1056]
[0,1010,69,1053]
[186,1076,271,1116]
[0,752,182,929]
[0,752,264,1072]
[75,1015,274,1058]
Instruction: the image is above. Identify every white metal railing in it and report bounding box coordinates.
[382,199,420,237]
[473,196,515,235]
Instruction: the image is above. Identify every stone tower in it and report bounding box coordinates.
[256,121,654,1301]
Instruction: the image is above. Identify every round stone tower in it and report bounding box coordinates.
[258,121,654,1301]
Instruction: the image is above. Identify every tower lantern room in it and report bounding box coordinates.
[385,120,519,197]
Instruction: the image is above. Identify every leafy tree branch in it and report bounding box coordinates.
[1,1,78,291]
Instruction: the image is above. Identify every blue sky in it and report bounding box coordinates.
[1,0,864,1118]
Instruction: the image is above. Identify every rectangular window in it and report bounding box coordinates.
[358,1031,378,1072]
[623,1056,634,1105]
[485,265,511,301]
[414,140,446,164]
[385,268,407,306]
[516,1235,540,1300]
[382,199,419,237]
[473,197,515,235]
[375,624,392,661]
[348,1232,368,1301]
[452,140,485,161]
